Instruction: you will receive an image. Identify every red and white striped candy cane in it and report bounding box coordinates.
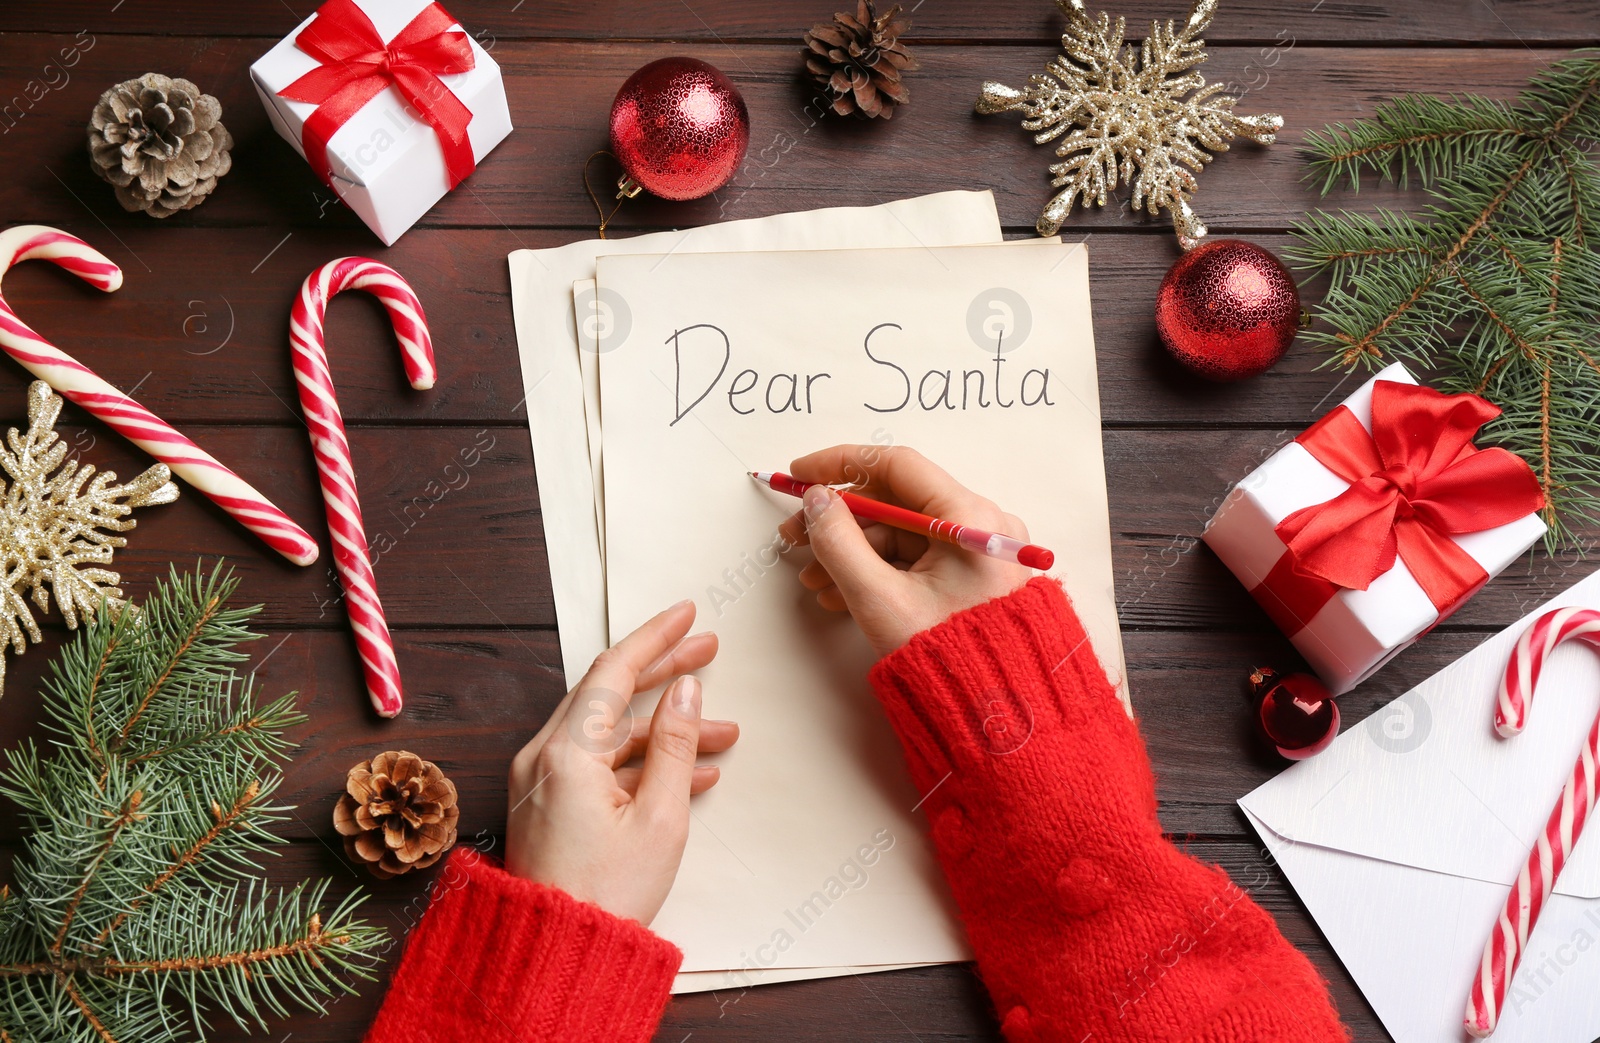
[291,258,435,718]
[1465,605,1600,1037]
[0,225,319,565]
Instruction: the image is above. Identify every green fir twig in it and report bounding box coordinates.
[0,563,383,1042]
[1289,51,1600,547]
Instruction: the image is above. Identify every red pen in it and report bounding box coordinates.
[751,471,1055,571]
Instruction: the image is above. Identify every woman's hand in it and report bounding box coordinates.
[505,600,738,925]
[779,445,1033,658]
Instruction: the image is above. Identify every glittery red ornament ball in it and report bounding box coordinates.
[609,57,751,202]
[1154,239,1300,381]
[1249,667,1339,760]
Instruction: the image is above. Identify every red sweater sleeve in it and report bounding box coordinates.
[869,578,1349,1043]
[363,848,680,1043]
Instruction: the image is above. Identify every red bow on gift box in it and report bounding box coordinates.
[1262,381,1544,631]
[279,0,477,190]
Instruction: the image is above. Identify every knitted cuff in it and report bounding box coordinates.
[869,577,1147,798]
[364,849,681,1043]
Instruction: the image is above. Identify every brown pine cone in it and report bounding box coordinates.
[803,1,919,119]
[334,751,459,879]
[87,73,233,218]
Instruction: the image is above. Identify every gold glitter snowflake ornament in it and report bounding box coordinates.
[0,381,177,694]
[977,0,1282,247]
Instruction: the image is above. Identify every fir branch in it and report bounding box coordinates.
[1482,227,1535,280]
[1337,141,1548,363]
[1541,239,1564,523]
[5,911,360,977]
[1304,93,1534,192]
[1291,50,1600,545]
[55,972,115,1043]
[1336,264,1441,365]
[50,791,144,956]
[81,628,118,772]
[0,563,381,1042]
[1555,151,1591,246]
[123,694,300,769]
[87,780,261,952]
[113,593,219,750]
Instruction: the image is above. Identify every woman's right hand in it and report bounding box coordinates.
[777,445,1033,658]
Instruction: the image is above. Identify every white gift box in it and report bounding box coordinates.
[1202,363,1547,695]
[250,0,512,245]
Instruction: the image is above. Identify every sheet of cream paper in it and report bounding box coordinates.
[584,245,1064,994]
[577,273,917,993]
[596,242,1125,980]
[508,193,1005,993]
[506,191,1005,690]
[674,961,923,996]
[572,239,1064,572]
[573,280,608,568]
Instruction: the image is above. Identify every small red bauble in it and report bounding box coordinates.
[609,57,751,202]
[1248,666,1339,760]
[1155,239,1300,381]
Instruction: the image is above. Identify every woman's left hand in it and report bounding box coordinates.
[505,600,738,925]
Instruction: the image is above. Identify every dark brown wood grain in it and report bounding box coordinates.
[0,423,1581,635]
[0,226,1355,428]
[0,837,1378,1042]
[1,5,1597,1042]
[1,0,1597,45]
[0,228,1438,429]
[0,37,1578,233]
[9,424,553,628]
[0,625,1508,844]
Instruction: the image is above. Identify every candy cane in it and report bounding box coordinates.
[0,225,320,566]
[1465,606,1600,1037]
[291,258,435,718]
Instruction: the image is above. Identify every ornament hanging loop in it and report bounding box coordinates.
[583,151,633,239]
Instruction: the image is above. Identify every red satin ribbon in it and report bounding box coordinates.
[279,0,476,190]
[1254,380,1543,632]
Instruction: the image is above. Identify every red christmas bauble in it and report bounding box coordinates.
[609,57,751,202]
[1155,239,1300,381]
[1249,666,1339,760]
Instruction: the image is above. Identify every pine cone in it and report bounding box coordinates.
[334,751,459,879]
[87,73,233,218]
[803,1,919,119]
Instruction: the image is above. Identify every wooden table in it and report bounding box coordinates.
[1,3,1595,1040]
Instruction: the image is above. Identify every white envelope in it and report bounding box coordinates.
[1241,567,1600,1043]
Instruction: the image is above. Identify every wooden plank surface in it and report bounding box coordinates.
[0,39,1576,232]
[0,3,1596,1042]
[1,0,1597,44]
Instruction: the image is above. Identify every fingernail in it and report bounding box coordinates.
[804,485,832,523]
[672,675,701,715]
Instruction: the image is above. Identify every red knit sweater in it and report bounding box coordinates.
[365,579,1348,1043]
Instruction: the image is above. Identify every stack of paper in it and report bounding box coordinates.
[508,191,1127,993]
